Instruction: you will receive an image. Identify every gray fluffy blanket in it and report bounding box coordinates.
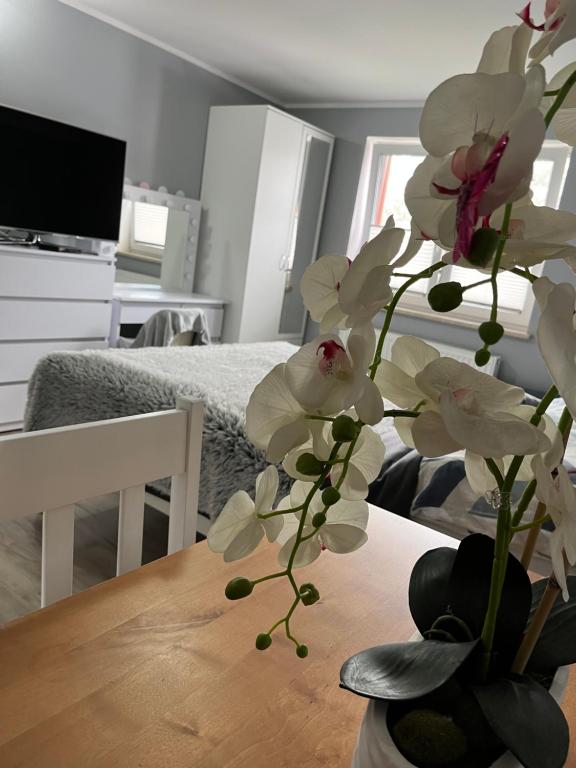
[25,343,297,519]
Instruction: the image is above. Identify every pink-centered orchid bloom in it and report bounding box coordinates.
[284,325,384,426]
[412,69,546,262]
[518,0,576,63]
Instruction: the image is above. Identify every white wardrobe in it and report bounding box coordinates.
[195,105,334,344]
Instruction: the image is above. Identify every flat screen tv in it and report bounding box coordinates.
[0,105,127,242]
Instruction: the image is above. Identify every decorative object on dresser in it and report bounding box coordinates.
[0,245,115,432]
[109,283,225,346]
[117,184,201,292]
[195,105,334,345]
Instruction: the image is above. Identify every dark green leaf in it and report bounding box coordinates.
[409,546,457,635]
[448,534,532,655]
[340,639,478,701]
[472,676,569,768]
[528,575,576,671]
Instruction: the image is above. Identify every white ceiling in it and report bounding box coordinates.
[59,0,575,106]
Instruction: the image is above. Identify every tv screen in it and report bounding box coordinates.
[0,105,126,241]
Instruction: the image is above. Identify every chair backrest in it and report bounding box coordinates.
[0,397,203,607]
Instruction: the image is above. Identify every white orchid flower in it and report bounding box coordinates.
[376,335,550,458]
[542,62,576,146]
[519,0,576,64]
[284,325,384,425]
[532,456,576,600]
[246,363,310,463]
[300,219,422,334]
[464,406,564,494]
[208,466,283,562]
[300,254,350,333]
[275,481,369,567]
[338,221,422,327]
[410,68,546,262]
[534,277,576,421]
[283,419,385,500]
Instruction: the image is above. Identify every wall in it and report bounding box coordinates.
[293,106,576,395]
[0,0,264,199]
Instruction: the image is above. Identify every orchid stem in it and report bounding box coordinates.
[545,70,576,127]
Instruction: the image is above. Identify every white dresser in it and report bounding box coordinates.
[0,246,115,431]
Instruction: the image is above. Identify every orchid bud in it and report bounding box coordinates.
[332,414,359,442]
[428,282,463,313]
[468,227,500,267]
[299,583,320,606]
[296,453,325,475]
[475,348,491,367]
[321,487,340,506]
[312,512,327,528]
[296,644,309,658]
[225,577,254,600]
[479,321,504,345]
[255,633,272,650]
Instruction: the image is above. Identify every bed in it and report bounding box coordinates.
[24,340,570,572]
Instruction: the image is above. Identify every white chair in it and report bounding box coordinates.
[0,397,203,607]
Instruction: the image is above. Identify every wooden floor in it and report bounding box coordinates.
[0,494,170,624]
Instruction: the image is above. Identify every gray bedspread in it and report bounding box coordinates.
[25,342,298,519]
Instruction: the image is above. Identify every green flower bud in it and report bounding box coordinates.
[475,348,491,367]
[299,583,320,606]
[255,633,272,650]
[479,321,504,345]
[427,282,463,313]
[295,452,325,476]
[321,486,341,506]
[332,414,359,442]
[312,512,327,528]
[296,644,309,658]
[468,227,500,267]
[225,577,254,601]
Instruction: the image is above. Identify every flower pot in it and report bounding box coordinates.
[351,666,570,768]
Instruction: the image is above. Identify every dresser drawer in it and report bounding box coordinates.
[0,340,108,383]
[0,383,28,429]
[0,300,112,342]
[0,253,115,300]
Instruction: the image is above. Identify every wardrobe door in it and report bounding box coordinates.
[278,131,333,341]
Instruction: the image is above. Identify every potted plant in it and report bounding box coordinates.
[208,4,576,766]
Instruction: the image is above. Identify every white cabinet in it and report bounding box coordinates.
[0,246,114,431]
[195,105,333,344]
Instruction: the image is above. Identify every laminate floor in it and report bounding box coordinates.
[0,494,169,624]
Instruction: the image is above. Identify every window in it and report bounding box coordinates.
[131,201,169,258]
[348,137,572,337]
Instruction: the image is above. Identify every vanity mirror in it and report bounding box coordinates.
[117,183,201,292]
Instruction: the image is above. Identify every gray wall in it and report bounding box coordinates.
[0,0,264,199]
[294,106,576,395]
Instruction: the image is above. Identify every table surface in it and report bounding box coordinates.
[0,509,574,768]
[113,283,226,305]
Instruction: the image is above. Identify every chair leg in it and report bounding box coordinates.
[117,485,145,575]
[168,399,203,553]
[42,505,75,607]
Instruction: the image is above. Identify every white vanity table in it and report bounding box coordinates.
[110,283,226,345]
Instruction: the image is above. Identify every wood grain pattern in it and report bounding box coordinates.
[0,509,573,767]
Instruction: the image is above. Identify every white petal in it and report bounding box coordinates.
[348,322,377,368]
[390,222,424,270]
[254,465,279,513]
[391,335,440,377]
[547,1,576,57]
[439,391,550,458]
[267,418,310,463]
[394,414,417,448]
[355,378,384,426]
[331,426,385,499]
[411,410,462,457]
[535,280,576,422]
[321,524,368,554]
[207,491,255,554]
[465,452,504,494]
[550,533,570,602]
[246,364,304,451]
[375,360,427,409]
[277,531,322,567]
[477,24,532,75]
[405,156,452,240]
[325,498,369,528]
[224,518,264,562]
[262,514,284,543]
[300,255,349,325]
[420,73,526,157]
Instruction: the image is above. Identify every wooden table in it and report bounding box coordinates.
[0,510,574,767]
